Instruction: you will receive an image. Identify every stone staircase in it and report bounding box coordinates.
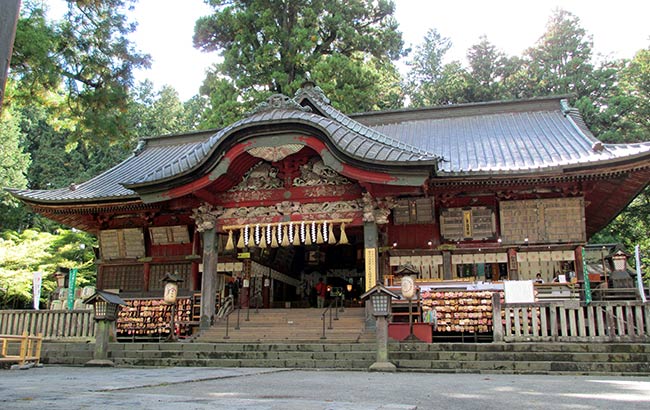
[37,307,650,374]
[40,341,650,375]
[194,307,373,343]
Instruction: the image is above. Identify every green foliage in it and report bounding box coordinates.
[405,28,460,106]
[312,54,404,113]
[591,189,650,281]
[0,229,96,309]
[521,9,594,98]
[9,0,150,147]
[194,0,404,120]
[465,36,522,102]
[127,81,198,138]
[198,72,248,129]
[0,108,31,230]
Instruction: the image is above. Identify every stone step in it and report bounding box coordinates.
[395,359,650,374]
[39,341,650,375]
[195,307,367,343]
[392,342,650,354]
[391,350,650,362]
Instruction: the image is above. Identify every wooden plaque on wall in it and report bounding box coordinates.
[99,228,145,260]
[440,207,496,241]
[499,197,585,244]
[393,197,435,224]
[149,225,190,245]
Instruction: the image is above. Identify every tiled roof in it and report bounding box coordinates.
[354,98,650,176]
[127,106,439,186]
[7,138,204,203]
[7,92,650,204]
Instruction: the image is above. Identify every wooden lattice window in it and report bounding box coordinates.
[149,263,192,291]
[100,264,143,291]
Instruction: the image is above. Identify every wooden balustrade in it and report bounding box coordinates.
[492,295,650,342]
[0,310,95,340]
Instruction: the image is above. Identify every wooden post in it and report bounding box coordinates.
[143,262,151,292]
[507,248,518,280]
[492,293,504,342]
[364,221,379,291]
[200,227,218,330]
[575,245,585,281]
[550,304,558,341]
[442,251,453,280]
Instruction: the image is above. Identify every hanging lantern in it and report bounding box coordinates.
[292,223,301,246]
[316,222,324,244]
[328,222,337,245]
[271,225,279,248]
[236,227,245,249]
[281,225,290,247]
[225,230,235,251]
[339,222,349,245]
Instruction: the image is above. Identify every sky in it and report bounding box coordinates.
[50,0,650,101]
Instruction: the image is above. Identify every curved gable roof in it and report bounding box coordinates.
[126,98,441,187]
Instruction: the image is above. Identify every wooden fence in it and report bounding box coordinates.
[0,310,95,340]
[0,332,43,365]
[492,294,650,342]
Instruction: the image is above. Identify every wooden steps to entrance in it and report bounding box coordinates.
[195,307,373,343]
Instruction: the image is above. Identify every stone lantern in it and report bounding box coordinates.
[83,290,126,367]
[361,284,399,372]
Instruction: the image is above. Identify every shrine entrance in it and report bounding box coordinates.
[218,220,366,309]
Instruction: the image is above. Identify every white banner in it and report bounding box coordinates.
[635,245,647,303]
[32,271,43,310]
[504,280,535,304]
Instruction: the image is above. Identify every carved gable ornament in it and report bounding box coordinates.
[248,94,312,115]
[248,144,304,162]
[229,162,283,191]
[293,158,351,186]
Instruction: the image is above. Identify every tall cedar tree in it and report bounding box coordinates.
[10,0,150,147]
[193,0,404,125]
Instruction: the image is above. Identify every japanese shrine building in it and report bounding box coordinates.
[8,82,650,329]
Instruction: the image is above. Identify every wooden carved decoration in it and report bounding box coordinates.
[190,203,224,232]
[229,162,283,191]
[247,144,303,162]
[293,158,351,186]
[360,192,395,224]
[248,94,311,114]
[220,200,361,220]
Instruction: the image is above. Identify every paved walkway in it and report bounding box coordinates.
[1,366,649,409]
